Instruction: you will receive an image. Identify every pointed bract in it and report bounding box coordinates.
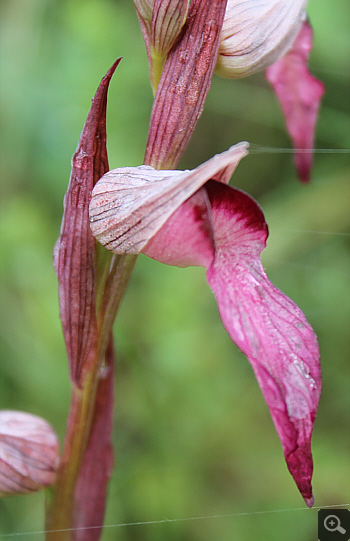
[54,60,120,386]
[0,411,59,496]
[266,21,325,181]
[144,0,228,169]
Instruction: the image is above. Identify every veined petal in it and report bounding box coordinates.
[135,0,190,92]
[204,180,321,505]
[89,143,248,254]
[216,0,308,78]
[266,20,325,181]
[151,0,190,56]
[0,411,59,495]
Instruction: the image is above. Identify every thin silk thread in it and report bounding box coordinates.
[1,504,349,538]
[249,145,350,154]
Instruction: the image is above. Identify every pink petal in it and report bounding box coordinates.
[143,179,321,504]
[54,60,120,385]
[89,143,248,254]
[266,20,325,182]
[143,188,215,267]
[73,335,115,540]
[204,180,321,504]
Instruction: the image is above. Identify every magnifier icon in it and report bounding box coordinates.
[324,515,347,534]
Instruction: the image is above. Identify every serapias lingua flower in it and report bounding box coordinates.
[89,143,322,506]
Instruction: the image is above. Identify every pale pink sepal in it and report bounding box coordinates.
[73,336,115,541]
[204,180,321,505]
[0,411,59,495]
[135,0,189,52]
[89,143,248,254]
[266,20,325,182]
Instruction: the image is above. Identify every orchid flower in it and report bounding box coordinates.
[89,143,321,506]
[214,0,325,181]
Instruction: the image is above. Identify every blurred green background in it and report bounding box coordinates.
[0,0,349,539]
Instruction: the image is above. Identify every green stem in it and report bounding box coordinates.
[45,370,99,541]
[45,254,137,540]
[150,50,166,96]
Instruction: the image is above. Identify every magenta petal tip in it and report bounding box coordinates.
[304,495,315,508]
[266,20,325,182]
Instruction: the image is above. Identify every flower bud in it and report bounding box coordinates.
[134,0,154,27]
[134,0,190,92]
[0,411,59,495]
[216,0,308,78]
